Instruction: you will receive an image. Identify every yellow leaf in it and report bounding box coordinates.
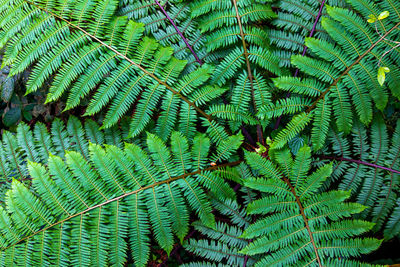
[378,11,389,20]
[368,14,377,23]
[377,67,390,86]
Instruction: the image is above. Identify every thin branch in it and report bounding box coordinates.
[375,22,400,45]
[24,0,212,122]
[243,244,252,267]
[274,0,326,129]
[1,160,243,251]
[154,0,203,65]
[307,21,400,112]
[317,155,400,174]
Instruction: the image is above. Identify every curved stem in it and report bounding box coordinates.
[154,0,203,65]
[274,0,326,129]
[317,155,400,174]
[375,22,400,45]
[378,43,400,67]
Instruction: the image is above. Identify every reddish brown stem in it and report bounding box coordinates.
[282,176,322,266]
[154,0,203,65]
[274,0,326,129]
[317,155,400,174]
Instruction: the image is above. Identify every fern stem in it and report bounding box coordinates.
[243,243,251,267]
[23,0,213,122]
[282,176,323,267]
[241,126,255,146]
[307,21,400,112]
[154,0,203,65]
[274,0,326,129]
[232,0,265,144]
[232,0,258,110]
[317,155,400,174]
[1,160,242,251]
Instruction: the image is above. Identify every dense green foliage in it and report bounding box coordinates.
[0,0,399,266]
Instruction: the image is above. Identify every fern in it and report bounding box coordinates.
[1,0,399,265]
[0,0,230,142]
[0,116,129,201]
[269,0,347,67]
[183,197,254,266]
[241,146,381,266]
[181,0,281,130]
[118,0,205,73]
[319,116,400,239]
[270,0,400,150]
[0,132,242,266]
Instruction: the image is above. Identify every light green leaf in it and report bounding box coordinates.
[378,11,389,20]
[367,14,377,23]
[377,66,390,86]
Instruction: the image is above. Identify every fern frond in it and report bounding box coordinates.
[271,112,313,149]
[118,0,206,71]
[241,147,381,266]
[0,132,241,266]
[0,0,229,138]
[0,116,130,202]
[272,1,400,148]
[321,116,400,238]
[269,0,340,67]
[258,97,312,120]
[182,0,280,131]
[183,196,254,266]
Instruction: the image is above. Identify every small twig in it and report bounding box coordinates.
[274,0,326,130]
[374,22,400,44]
[154,0,203,65]
[378,43,400,66]
[374,21,400,67]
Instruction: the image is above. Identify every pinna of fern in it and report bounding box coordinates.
[317,115,400,239]
[0,131,243,266]
[181,0,281,132]
[182,197,255,266]
[0,115,132,202]
[182,162,260,266]
[0,0,242,143]
[266,0,400,151]
[118,0,206,74]
[240,145,381,266]
[269,0,347,68]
